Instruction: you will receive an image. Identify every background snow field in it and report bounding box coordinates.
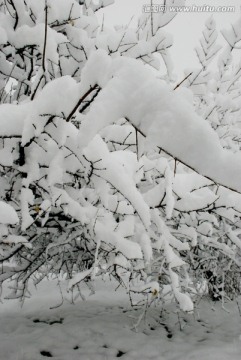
[0,279,241,360]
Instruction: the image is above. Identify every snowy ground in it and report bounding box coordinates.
[1,279,241,360]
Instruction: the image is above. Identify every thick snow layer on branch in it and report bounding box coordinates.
[52,188,96,225]
[84,135,150,228]
[139,232,153,262]
[169,268,194,312]
[142,180,165,208]
[22,76,81,145]
[0,76,81,142]
[173,225,197,247]
[163,238,186,269]
[226,228,241,250]
[20,188,34,231]
[208,238,235,258]
[0,104,26,136]
[10,24,67,63]
[0,26,7,44]
[0,201,19,224]
[175,188,218,212]
[151,210,189,252]
[173,173,211,197]
[2,235,32,249]
[48,151,65,186]
[96,222,143,260]
[0,148,14,166]
[216,188,241,213]
[68,269,92,290]
[78,50,241,193]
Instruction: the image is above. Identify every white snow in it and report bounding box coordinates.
[10,24,67,64]
[0,278,241,360]
[20,188,34,231]
[2,235,32,249]
[1,2,241,359]
[0,201,19,225]
[83,135,151,229]
[78,50,241,194]
[95,221,143,260]
[169,268,194,312]
[0,104,26,137]
[68,269,93,290]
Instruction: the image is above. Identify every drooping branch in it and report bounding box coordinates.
[124,117,241,195]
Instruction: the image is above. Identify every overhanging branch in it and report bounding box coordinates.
[125,117,241,195]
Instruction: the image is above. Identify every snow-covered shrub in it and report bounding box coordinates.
[180,16,241,301]
[0,0,241,312]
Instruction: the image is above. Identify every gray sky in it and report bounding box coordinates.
[98,0,241,78]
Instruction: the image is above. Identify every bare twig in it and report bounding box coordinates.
[42,1,48,73]
[66,84,99,122]
[8,0,18,30]
[173,72,193,90]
